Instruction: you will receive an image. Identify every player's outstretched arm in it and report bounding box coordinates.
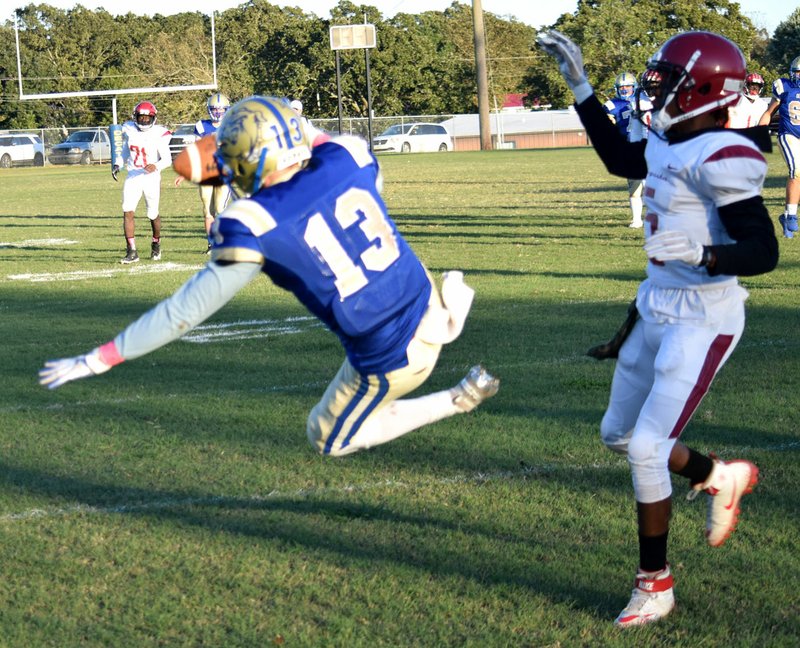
[38,261,262,389]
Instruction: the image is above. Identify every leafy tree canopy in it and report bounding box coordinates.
[0,0,794,129]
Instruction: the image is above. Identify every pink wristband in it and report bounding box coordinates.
[97,340,125,367]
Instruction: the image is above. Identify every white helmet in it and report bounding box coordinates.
[207,93,231,122]
[290,99,303,115]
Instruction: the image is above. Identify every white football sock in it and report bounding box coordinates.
[630,196,643,224]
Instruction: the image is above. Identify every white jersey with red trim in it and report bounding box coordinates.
[642,130,767,291]
[726,94,768,129]
[118,121,172,175]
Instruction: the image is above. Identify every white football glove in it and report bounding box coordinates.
[644,230,704,266]
[39,347,113,390]
[537,30,590,96]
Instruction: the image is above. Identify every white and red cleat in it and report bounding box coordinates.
[614,565,675,627]
[692,458,759,547]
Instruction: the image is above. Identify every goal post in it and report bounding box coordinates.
[13,11,219,105]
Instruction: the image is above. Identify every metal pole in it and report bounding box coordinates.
[336,50,344,135]
[472,0,492,150]
[211,11,218,89]
[365,48,374,150]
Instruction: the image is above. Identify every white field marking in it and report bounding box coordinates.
[0,238,79,248]
[6,262,203,283]
[183,316,323,343]
[1,440,798,524]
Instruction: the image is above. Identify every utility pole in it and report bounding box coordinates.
[472,0,492,150]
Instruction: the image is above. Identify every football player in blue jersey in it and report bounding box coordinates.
[39,96,499,457]
[604,72,648,228]
[604,72,638,137]
[176,93,233,252]
[760,56,800,238]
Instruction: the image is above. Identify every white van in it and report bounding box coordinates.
[373,123,452,153]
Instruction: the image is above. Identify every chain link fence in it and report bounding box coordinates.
[1,110,589,167]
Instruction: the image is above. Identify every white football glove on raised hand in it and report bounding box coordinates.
[39,347,114,390]
[644,230,704,266]
[537,30,593,102]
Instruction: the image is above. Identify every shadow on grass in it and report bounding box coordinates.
[0,458,627,621]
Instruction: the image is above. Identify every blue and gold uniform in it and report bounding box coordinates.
[38,96,499,457]
[212,137,432,374]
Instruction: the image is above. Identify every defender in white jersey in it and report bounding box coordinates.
[726,72,768,129]
[759,57,800,237]
[39,96,499,458]
[113,101,172,263]
[540,30,778,627]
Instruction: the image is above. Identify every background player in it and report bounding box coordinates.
[113,101,172,264]
[539,29,778,627]
[726,72,768,129]
[40,96,499,457]
[290,98,331,148]
[604,72,648,228]
[175,93,232,253]
[759,57,800,238]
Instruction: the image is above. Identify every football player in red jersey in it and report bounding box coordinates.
[540,30,778,627]
[113,101,173,264]
[726,72,768,129]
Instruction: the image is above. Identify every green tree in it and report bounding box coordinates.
[527,0,765,108]
[764,7,800,76]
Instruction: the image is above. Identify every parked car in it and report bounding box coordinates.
[0,133,45,168]
[48,129,111,165]
[169,124,199,159]
[372,122,452,153]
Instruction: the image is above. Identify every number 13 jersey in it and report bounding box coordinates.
[211,136,432,373]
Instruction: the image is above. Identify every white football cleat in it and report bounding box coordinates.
[451,365,499,412]
[614,566,675,627]
[692,458,758,547]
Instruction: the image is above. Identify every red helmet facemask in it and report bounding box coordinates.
[640,32,745,132]
[133,101,157,131]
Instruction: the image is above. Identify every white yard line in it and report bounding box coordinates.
[184,316,322,343]
[0,238,79,248]
[7,262,203,283]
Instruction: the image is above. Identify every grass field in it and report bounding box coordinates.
[1,148,798,647]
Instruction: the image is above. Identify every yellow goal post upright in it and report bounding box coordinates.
[13,9,219,162]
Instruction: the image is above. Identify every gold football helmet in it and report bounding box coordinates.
[215,96,312,195]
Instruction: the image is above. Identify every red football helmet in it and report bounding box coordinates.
[640,31,746,132]
[744,72,764,97]
[133,101,157,131]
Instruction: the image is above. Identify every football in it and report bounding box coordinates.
[173,133,225,185]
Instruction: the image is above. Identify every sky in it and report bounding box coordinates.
[7,0,793,35]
